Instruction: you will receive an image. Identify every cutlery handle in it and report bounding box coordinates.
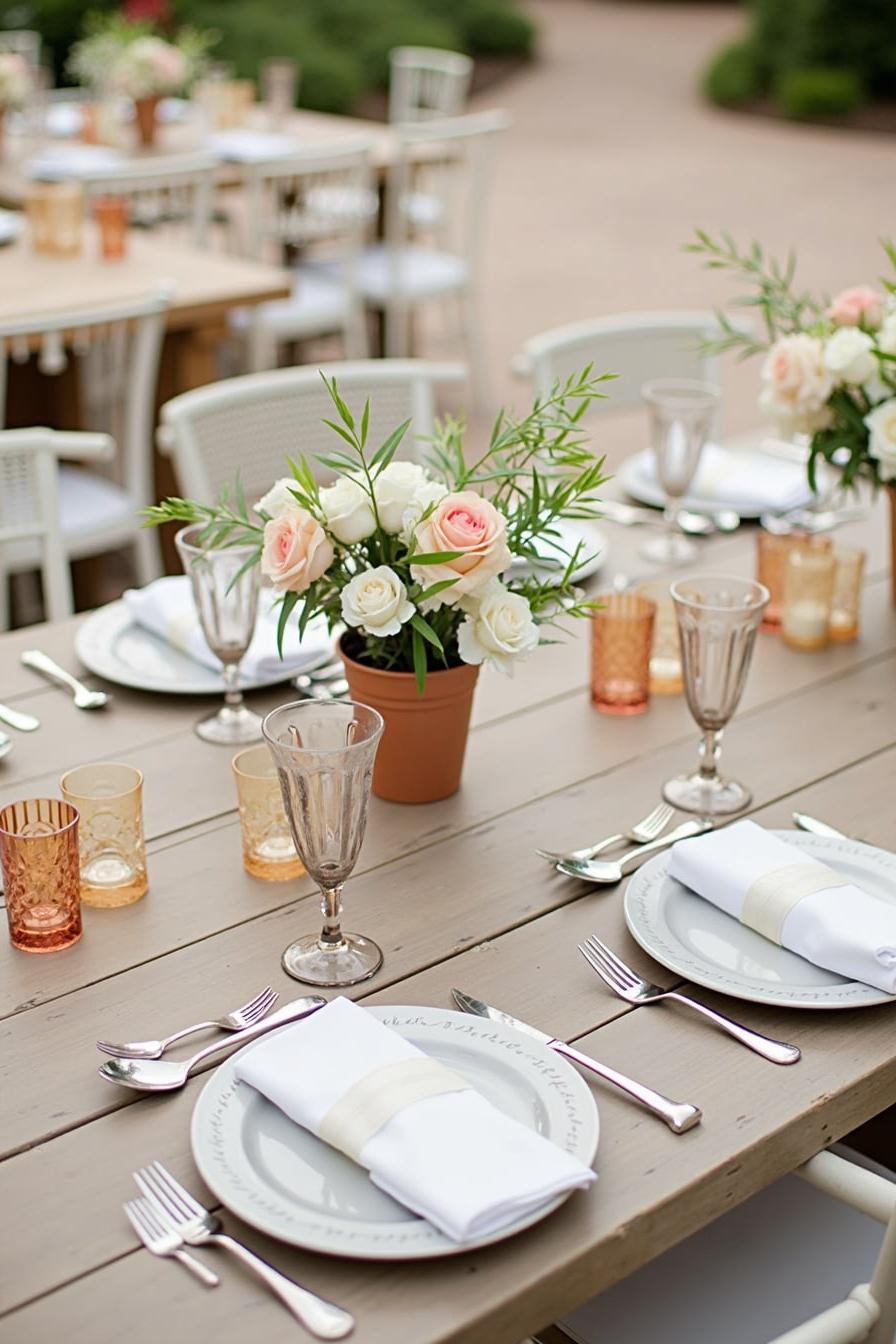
[212,1234,354,1339]
[21,650,87,699]
[184,997,325,1074]
[159,1020,219,1054]
[579,832,625,862]
[792,813,848,840]
[667,993,801,1065]
[174,1248,220,1287]
[618,818,712,875]
[550,1040,702,1134]
[0,704,39,732]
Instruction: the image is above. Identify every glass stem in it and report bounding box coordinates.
[222,662,243,709]
[318,883,345,950]
[698,728,722,782]
[663,496,680,541]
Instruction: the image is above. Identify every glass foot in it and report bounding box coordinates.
[663,771,752,816]
[640,532,698,565]
[281,932,383,987]
[195,703,263,745]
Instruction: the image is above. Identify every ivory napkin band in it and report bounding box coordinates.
[741,861,850,944]
[318,1057,471,1164]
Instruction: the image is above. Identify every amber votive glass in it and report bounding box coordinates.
[60,763,148,907]
[828,545,865,643]
[95,195,128,261]
[756,530,832,631]
[25,180,84,256]
[232,745,304,881]
[781,548,837,651]
[636,578,682,695]
[0,799,81,952]
[590,593,656,715]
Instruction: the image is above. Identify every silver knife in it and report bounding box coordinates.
[792,813,848,840]
[452,989,701,1135]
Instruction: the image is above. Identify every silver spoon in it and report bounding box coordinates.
[97,996,325,1091]
[556,817,713,883]
[0,702,40,731]
[20,650,110,710]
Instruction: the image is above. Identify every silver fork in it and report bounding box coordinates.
[124,1196,220,1287]
[578,936,801,1065]
[536,802,675,865]
[135,1161,355,1339]
[96,987,279,1059]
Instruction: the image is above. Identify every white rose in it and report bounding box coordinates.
[254,477,299,518]
[373,461,428,534]
[340,566,415,637]
[319,475,376,544]
[759,334,832,435]
[457,581,539,676]
[399,477,450,543]
[876,313,896,356]
[865,398,896,483]
[824,327,877,385]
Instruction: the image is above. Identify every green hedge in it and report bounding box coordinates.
[703,0,895,121]
[1,0,537,113]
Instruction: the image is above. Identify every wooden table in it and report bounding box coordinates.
[1,498,894,1344]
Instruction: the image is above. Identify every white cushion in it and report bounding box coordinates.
[355,243,468,304]
[230,268,353,341]
[2,466,136,570]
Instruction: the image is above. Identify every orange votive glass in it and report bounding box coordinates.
[781,547,837,651]
[232,745,304,881]
[756,530,832,631]
[590,593,656,716]
[829,545,865,643]
[25,180,84,256]
[0,799,81,953]
[94,195,128,261]
[60,762,148,907]
[636,578,682,695]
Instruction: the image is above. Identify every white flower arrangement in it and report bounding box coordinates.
[68,19,214,99]
[0,52,31,111]
[147,371,610,689]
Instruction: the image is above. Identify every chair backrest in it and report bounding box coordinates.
[0,29,40,67]
[79,154,217,249]
[0,292,169,522]
[388,46,474,124]
[385,110,510,276]
[240,140,375,266]
[158,358,467,502]
[518,311,730,407]
[0,427,113,625]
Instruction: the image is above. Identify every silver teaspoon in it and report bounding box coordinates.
[0,702,40,731]
[98,996,325,1091]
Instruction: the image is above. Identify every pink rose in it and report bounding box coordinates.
[261,506,333,594]
[759,333,832,435]
[409,489,511,607]
[828,286,884,329]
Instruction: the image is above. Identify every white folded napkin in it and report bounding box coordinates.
[634,443,813,512]
[123,575,331,681]
[669,820,896,993]
[24,145,125,180]
[235,997,595,1242]
[206,130,297,162]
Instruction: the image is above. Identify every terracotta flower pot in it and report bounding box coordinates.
[889,485,896,607]
[340,640,479,804]
[133,95,160,148]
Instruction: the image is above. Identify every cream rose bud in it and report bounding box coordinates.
[865,398,896,483]
[373,461,428,534]
[254,477,299,519]
[261,506,334,594]
[319,475,376,544]
[759,334,832,435]
[340,566,415,637]
[399,478,449,542]
[825,327,877,385]
[457,581,539,676]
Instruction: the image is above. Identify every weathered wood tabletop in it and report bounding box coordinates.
[1,494,894,1344]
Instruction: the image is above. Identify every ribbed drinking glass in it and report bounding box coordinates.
[263,700,383,986]
[664,575,769,816]
[640,379,720,564]
[0,799,81,952]
[175,523,262,745]
[60,762,147,907]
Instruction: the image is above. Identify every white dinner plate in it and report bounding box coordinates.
[616,446,813,519]
[191,1005,599,1260]
[74,600,330,696]
[624,830,896,1009]
[513,518,608,585]
[0,209,24,246]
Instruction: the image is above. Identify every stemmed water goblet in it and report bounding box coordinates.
[641,379,721,564]
[263,699,384,987]
[663,575,769,816]
[175,524,263,745]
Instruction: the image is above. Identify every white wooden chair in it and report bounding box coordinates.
[0,29,40,66]
[232,142,376,372]
[79,154,217,249]
[388,47,473,123]
[157,357,467,502]
[0,291,169,590]
[0,427,114,629]
[355,110,509,405]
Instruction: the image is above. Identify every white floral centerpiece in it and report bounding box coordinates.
[688,232,896,490]
[69,17,213,100]
[0,52,31,111]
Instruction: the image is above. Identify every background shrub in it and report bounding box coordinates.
[775,66,865,120]
[702,39,763,108]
